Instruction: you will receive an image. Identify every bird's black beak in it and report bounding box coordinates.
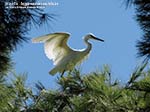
[93,36,104,42]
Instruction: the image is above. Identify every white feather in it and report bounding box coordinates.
[32,32,73,66]
[32,32,102,75]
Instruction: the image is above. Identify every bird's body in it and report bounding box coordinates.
[50,49,88,75]
[32,32,104,76]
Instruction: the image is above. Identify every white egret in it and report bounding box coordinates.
[32,32,104,76]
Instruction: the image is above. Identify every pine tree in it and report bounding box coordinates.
[125,0,150,59]
[0,0,54,76]
[1,64,150,112]
[0,0,55,111]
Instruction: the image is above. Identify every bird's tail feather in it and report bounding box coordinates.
[32,35,50,43]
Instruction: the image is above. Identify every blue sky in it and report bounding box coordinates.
[12,0,142,89]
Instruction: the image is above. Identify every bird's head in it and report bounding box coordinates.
[84,33,104,42]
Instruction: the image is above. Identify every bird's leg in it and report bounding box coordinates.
[61,70,65,77]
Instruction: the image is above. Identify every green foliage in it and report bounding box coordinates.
[124,0,150,59]
[0,0,55,76]
[1,1,150,111]
[1,63,150,112]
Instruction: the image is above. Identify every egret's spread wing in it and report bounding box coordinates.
[32,32,73,65]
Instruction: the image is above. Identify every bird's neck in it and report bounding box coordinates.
[84,39,92,53]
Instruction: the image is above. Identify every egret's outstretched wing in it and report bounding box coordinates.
[32,32,73,65]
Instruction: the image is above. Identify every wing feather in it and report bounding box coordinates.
[32,32,73,65]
